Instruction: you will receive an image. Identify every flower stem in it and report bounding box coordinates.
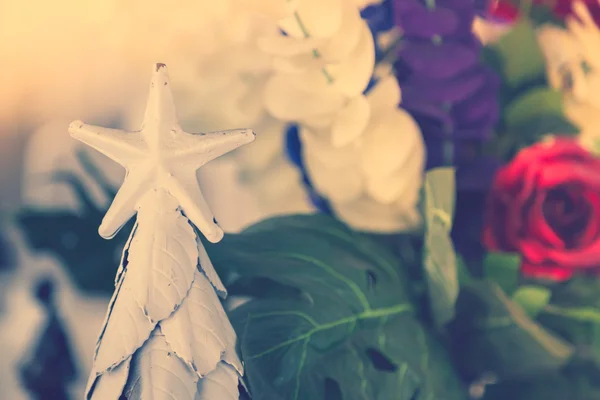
[292,11,334,84]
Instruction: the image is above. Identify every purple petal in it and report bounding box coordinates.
[395,2,475,38]
[454,125,495,140]
[401,97,453,128]
[451,76,500,128]
[433,0,482,10]
[399,40,480,79]
[402,66,490,104]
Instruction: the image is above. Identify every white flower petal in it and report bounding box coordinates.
[366,75,401,112]
[257,35,325,56]
[316,1,363,62]
[304,151,364,202]
[394,176,422,212]
[360,108,423,179]
[301,113,336,129]
[332,195,421,232]
[365,148,424,205]
[264,72,346,120]
[301,127,356,168]
[331,95,371,147]
[237,0,300,19]
[328,23,375,97]
[271,54,326,74]
[278,0,343,39]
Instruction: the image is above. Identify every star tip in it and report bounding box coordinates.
[204,227,225,244]
[68,119,85,132]
[98,223,118,240]
[245,129,256,143]
[67,120,87,140]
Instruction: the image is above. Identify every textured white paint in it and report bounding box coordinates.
[68,64,255,243]
[74,64,249,400]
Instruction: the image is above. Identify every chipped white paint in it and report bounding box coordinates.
[69,63,255,243]
[70,63,252,400]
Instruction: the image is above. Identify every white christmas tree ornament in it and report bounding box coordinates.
[69,63,254,399]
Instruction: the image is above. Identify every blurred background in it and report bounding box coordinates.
[0,1,297,398]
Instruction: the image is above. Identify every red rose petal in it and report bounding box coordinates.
[529,190,565,249]
[488,0,519,22]
[544,238,600,268]
[482,138,600,278]
[577,190,600,247]
[536,162,600,189]
[521,262,574,281]
[519,237,553,264]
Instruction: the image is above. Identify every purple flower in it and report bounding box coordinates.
[393,0,499,190]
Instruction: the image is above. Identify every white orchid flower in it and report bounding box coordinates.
[236,0,425,232]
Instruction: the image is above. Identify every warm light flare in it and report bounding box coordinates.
[0,0,236,130]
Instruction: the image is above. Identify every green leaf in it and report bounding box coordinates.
[207,214,467,400]
[449,280,574,380]
[456,255,474,286]
[422,168,459,329]
[483,252,521,295]
[492,20,546,88]
[483,358,600,400]
[494,115,580,161]
[423,168,455,227]
[512,285,552,318]
[543,305,600,325]
[537,278,600,360]
[504,88,564,131]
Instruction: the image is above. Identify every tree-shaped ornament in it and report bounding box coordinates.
[71,63,255,399]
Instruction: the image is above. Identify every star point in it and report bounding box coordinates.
[68,63,255,242]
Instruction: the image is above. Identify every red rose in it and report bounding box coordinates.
[483,138,600,281]
[488,0,600,25]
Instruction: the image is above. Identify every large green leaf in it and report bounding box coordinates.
[422,168,459,329]
[207,215,467,400]
[448,281,574,380]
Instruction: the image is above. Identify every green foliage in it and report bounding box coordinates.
[538,278,600,360]
[512,285,551,318]
[481,19,579,162]
[422,168,459,329]
[491,20,546,89]
[449,280,573,380]
[504,88,564,129]
[207,214,467,400]
[482,358,600,400]
[483,252,521,295]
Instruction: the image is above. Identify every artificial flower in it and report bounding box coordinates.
[393,0,501,190]
[240,0,425,232]
[536,1,600,151]
[483,137,600,281]
[488,0,600,25]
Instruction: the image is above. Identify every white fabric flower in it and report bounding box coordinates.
[239,0,425,232]
[536,1,600,151]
